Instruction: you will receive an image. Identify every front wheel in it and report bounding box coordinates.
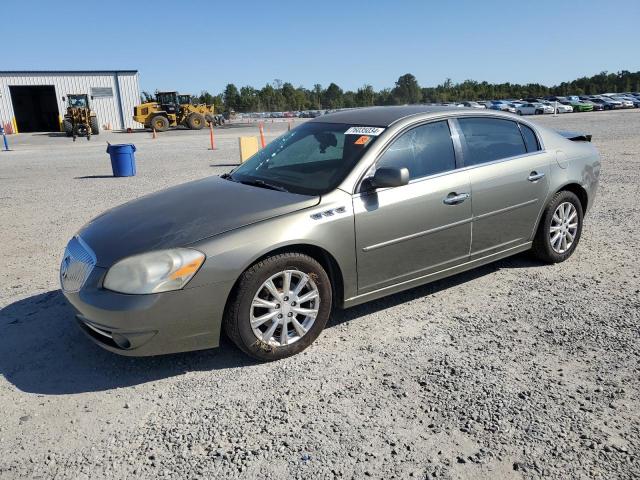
[517,110,522,115]
[224,253,332,361]
[90,116,100,135]
[532,191,584,263]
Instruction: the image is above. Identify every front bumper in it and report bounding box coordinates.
[63,266,228,356]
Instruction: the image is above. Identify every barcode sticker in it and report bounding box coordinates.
[344,126,385,136]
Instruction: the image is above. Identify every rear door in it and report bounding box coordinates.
[353,120,472,294]
[454,117,551,259]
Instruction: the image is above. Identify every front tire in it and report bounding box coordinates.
[90,116,100,135]
[224,253,332,361]
[532,191,583,263]
[151,115,170,132]
[187,113,205,130]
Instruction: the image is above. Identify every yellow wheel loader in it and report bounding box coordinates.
[63,94,99,141]
[133,91,223,132]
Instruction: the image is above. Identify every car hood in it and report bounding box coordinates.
[78,176,320,267]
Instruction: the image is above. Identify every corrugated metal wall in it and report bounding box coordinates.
[0,71,140,131]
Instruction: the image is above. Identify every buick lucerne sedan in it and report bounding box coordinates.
[60,106,600,360]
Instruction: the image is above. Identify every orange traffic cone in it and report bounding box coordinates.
[259,123,266,148]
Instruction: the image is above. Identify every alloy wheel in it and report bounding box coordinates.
[250,270,320,347]
[549,202,579,254]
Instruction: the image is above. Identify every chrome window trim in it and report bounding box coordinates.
[352,112,547,195]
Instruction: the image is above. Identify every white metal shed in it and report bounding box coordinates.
[0,70,140,133]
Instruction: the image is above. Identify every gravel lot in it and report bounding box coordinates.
[0,111,638,479]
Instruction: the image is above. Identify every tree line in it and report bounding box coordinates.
[141,70,640,112]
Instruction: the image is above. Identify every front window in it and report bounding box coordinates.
[376,121,456,180]
[229,122,382,195]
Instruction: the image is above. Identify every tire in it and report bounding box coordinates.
[186,113,205,130]
[517,110,522,116]
[535,109,543,115]
[223,252,333,361]
[151,115,169,132]
[532,191,584,264]
[63,119,73,137]
[204,114,214,125]
[90,116,100,135]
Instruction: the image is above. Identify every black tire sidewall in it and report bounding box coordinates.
[535,191,584,263]
[152,116,169,131]
[231,254,332,361]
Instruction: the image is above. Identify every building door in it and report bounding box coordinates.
[9,85,60,132]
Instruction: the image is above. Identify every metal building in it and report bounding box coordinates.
[0,70,140,133]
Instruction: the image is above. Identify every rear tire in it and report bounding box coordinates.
[532,191,584,264]
[187,113,205,130]
[90,116,100,135]
[517,110,522,115]
[223,253,332,361]
[63,119,73,137]
[151,115,169,132]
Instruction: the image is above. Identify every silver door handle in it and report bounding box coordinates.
[528,171,545,182]
[443,192,470,205]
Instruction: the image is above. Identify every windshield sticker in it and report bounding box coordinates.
[344,126,385,136]
[354,135,371,145]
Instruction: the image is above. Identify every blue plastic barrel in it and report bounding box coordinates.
[106,144,137,177]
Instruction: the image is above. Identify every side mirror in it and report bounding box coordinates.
[367,167,410,190]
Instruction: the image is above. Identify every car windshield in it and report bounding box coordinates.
[229,122,382,195]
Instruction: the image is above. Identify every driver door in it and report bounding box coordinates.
[353,120,472,294]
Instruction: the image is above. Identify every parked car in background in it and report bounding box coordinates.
[59,105,601,360]
[610,96,636,108]
[536,100,570,113]
[515,102,545,115]
[458,101,486,109]
[577,98,604,111]
[565,99,594,112]
[487,100,513,112]
[589,96,622,110]
[618,96,640,107]
[549,101,573,113]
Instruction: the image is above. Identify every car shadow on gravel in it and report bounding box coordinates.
[330,253,546,325]
[0,291,254,395]
[0,254,544,396]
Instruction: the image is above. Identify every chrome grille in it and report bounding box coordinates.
[60,236,96,293]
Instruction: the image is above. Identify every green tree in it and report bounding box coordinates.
[223,83,240,111]
[323,83,344,109]
[393,73,422,104]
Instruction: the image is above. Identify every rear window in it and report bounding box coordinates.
[457,118,526,166]
[519,124,540,152]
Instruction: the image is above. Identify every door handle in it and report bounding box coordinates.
[443,192,470,205]
[528,171,545,182]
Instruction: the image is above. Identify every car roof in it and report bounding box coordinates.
[309,105,462,127]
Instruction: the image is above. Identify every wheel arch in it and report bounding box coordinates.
[556,182,588,213]
[224,243,345,315]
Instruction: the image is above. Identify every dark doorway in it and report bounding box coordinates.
[9,85,60,132]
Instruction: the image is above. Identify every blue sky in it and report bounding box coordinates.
[4,0,639,94]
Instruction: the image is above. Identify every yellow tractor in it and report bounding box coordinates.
[133,91,221,132]
[63,94,99,141]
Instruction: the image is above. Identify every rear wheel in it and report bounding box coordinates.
[90,116,99,135]
[63,119,73,137]
[187,113,205,130]
[517,110,523,115]
[224,253,332,361]
[532,191,583,263]
[151,115,169,132]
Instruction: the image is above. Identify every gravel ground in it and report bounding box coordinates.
[0,111,638,479]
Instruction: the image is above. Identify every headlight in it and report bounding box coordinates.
[103,248,205,294]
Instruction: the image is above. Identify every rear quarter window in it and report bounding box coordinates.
[519,124,541,152]
[457,117,527,166]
